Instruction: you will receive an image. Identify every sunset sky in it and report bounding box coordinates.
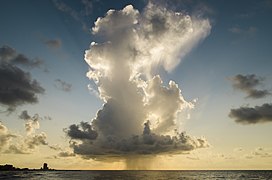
[0,0,272,170]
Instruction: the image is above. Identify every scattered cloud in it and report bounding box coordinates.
[54,79,72,92]
[1,120,49,154]
[244,147,272,159]
[19,110,41,134]
[0,122,17,151]
[0,63,45,112]
[48,144,62,151]
[25,132,48,149]
[229,103,272,124]
[4,132,48,154]
[44,39,62,49]
[58,151,75,157]
[0,45,44,69]
[66,2,211,159]
[186,156,200,160]
[229,74,271,99]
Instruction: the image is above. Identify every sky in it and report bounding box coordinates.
[0,0,272,170]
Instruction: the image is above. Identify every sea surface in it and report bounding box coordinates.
[1,170,272,179]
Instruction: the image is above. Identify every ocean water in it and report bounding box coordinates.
[1,170,272,180]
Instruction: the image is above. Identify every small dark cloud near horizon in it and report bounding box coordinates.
[44,39,62,49]
[54,79,72,92]
[229,103,272,124]
[0,63,45,112]
[229,74,271,99]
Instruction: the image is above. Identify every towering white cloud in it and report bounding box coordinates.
[68,3,211,157]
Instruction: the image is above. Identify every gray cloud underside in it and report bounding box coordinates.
[66,121,208,157]
[230,74,271,99]
[229,103,272,124]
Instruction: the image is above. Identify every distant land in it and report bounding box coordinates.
[0,163,54,171]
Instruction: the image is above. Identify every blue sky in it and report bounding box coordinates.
[0,0,272,170]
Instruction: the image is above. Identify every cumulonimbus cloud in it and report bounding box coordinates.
[229,103,272,124]
[67,3,211,158]
[230,74,271,99]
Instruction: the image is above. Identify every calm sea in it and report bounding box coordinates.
[1,170,272,179]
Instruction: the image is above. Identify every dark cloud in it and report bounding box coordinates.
[44,39,62,49]
[0,63,45,112]
[229,103,272,124]
[0,45,43,69]
[19,110,31,120]
[65,122,98,140]
[54,79,72,92]
[230,74,271,99]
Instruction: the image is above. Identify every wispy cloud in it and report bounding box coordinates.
[54,79,72,92]
[44,39,62,49]
[229,26,257,35]
[52,0,91,32]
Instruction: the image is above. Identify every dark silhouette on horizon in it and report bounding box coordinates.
[0,163,54,171]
